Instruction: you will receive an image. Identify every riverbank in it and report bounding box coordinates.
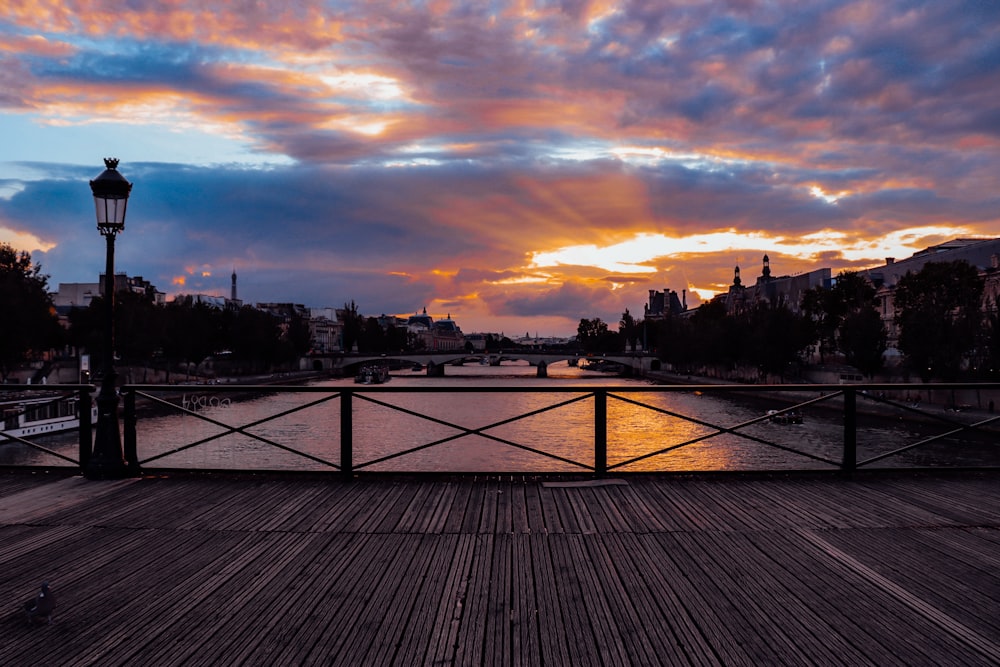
[644,370,999,428]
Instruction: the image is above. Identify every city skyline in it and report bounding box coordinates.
[2,2,998,336]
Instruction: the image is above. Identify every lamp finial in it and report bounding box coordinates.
[103,158,120,170]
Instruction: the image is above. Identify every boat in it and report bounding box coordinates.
[1,394,97,442]
[355,363,391,385]
[767,409,803,425]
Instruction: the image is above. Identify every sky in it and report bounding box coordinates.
[1,1,998,336]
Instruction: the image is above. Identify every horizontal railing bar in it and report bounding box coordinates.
[0,385,96,392]
[121,382,1000,393]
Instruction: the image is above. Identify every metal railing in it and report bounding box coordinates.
[3,382,998,475]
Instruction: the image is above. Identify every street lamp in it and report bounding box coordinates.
[86,158,133,479]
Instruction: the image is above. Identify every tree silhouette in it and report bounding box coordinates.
[894,261,984,381]
[0,244,62,381]
[840,308,887,378]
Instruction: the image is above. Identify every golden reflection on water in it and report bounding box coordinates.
[606,392,736,472]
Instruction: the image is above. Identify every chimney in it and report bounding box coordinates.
[885,258,895,265]
[682,289,687,310]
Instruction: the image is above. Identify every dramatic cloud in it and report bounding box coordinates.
[1,0,998,334]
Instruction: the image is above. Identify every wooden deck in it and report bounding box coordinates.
[0,471,997,666]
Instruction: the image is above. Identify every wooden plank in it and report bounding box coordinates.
[578,534,661,664]
[135,532,318,667]
[545,534,602,667]
[310,480,377,532]
[264,533,376,665]
[819,527,1000,636]
[395,533,471,665]
[477,479,499,534]
[362,534,446,665]
[522,481,548,534]
[536,483,565,534]
[483,533,513,663]
[452,533,494,665]
[424,533,477,665]
[394,479,438,533]
[528,533,574,665]
[694,528,874,665]
[458,480,487,534]
[301,533,411,662]
[439,479,474,534]
[610,480,672,533]
[510,533,540,665]
[345,481,406,533]
[603,532,719,666]
[748,527,986,665]
[508,480,531,534]
[651,531,790,665]
[420,479,457,534]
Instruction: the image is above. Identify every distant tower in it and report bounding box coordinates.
[762,254,771,280]
[733,265,742,286]
[231,267,237,302]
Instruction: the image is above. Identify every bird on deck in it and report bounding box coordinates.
[24,582,56,625]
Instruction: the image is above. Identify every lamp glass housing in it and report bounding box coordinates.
[90,158,132,235]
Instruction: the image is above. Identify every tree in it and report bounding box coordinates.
[978,295,1000,379]
[840,308,887,378]
[160,301,222,373]
[230,306,283,372]
[341,301,364,353]
[686,300,742,371]
[0,244,62,381]
[577,318,608,351]
[358,316,386,353]
[283,310,312,360]
[619,309,640,351]
[743,302,812,380]
[800,270,877,364]
[115,290,164,366]
[893,261,984,381]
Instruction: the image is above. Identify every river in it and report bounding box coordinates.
[4,361,995,472]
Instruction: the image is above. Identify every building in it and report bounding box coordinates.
[53,274,166,310]
[406,308,466,351]
[51,282,100,310]
[644,288,687,319]
[861,238,1000,359]
[100,274,166,305]
[308,308,343,354]
[715,255,831,315]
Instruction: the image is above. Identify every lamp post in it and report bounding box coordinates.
[86,158,133,479]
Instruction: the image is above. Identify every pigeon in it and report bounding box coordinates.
[24,582,56,625]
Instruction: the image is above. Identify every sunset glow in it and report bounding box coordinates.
[0,1,997,334]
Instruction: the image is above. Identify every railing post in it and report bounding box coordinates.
[341,390,353,477]
[123,388,139,475]
[79,386,93,471]
[594,389,607,476]
[842,388,857,474]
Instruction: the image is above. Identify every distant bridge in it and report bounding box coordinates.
[325,351,662,377]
